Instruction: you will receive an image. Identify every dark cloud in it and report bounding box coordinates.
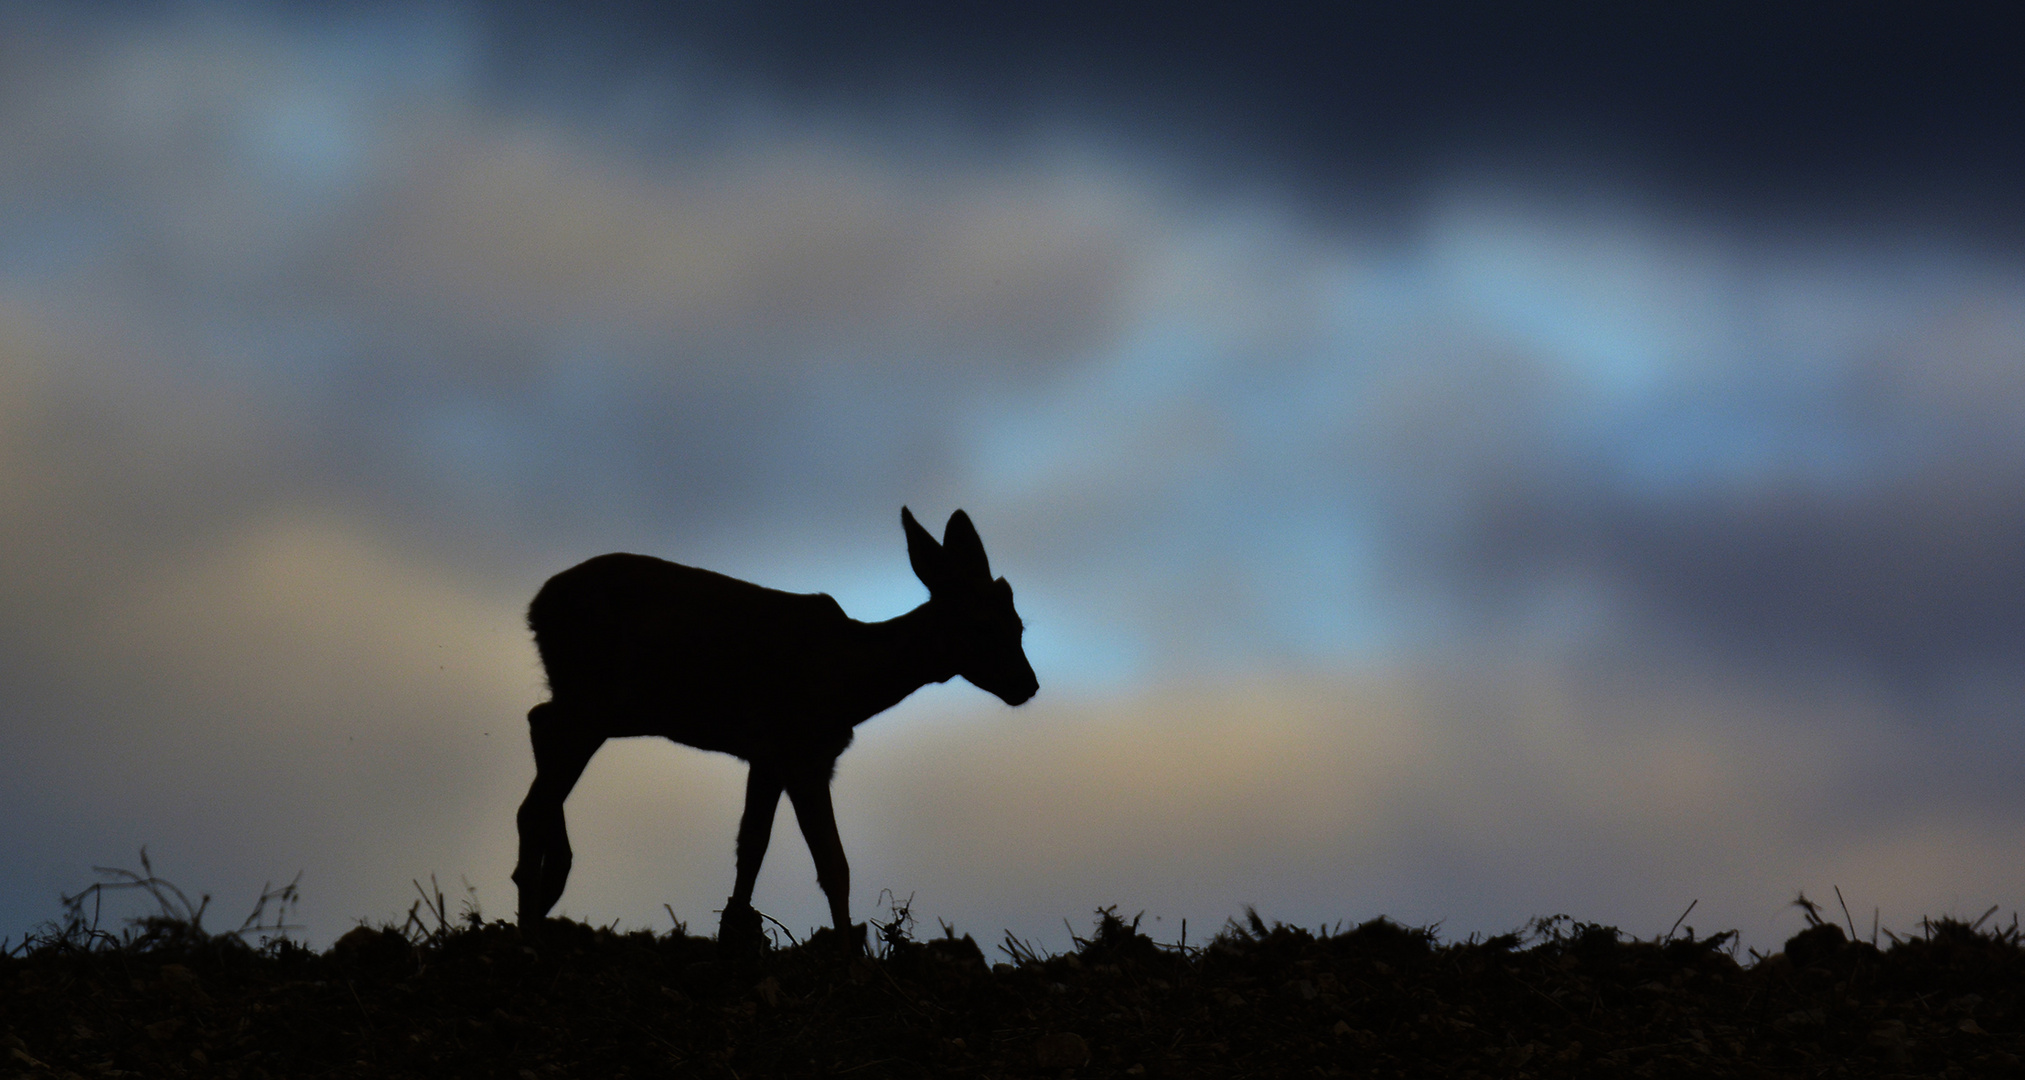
[476,1,2025,231]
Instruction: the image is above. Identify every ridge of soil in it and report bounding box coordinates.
[5,905,2022,1078]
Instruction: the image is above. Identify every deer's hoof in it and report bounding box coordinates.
[717,901,766,958]
[807,921,868,957]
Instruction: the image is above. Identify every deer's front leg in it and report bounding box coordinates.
[720,762,783,952]
[784,769,853,947]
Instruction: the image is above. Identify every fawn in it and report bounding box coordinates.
[513,507,1037,950]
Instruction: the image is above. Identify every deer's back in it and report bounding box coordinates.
[528,553,853,753]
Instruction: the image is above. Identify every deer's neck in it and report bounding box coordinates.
[840,602,956,724]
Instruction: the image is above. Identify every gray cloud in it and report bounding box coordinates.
[0,6,1165,553]
[1364,284,2025,687]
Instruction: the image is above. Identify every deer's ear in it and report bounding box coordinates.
[942,509,991,582]
[902,506,949,593]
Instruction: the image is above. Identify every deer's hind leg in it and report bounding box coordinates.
[512,701,605,926]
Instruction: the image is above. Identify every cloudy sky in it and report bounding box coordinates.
[5,1,2025,955]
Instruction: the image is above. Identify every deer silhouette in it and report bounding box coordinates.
[512,507,1037,950]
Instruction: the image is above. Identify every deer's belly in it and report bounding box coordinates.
[616,704,853,764]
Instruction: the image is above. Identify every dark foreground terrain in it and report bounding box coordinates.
[5,887,2023,1079]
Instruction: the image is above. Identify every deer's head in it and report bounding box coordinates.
[902,506,1038,706]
